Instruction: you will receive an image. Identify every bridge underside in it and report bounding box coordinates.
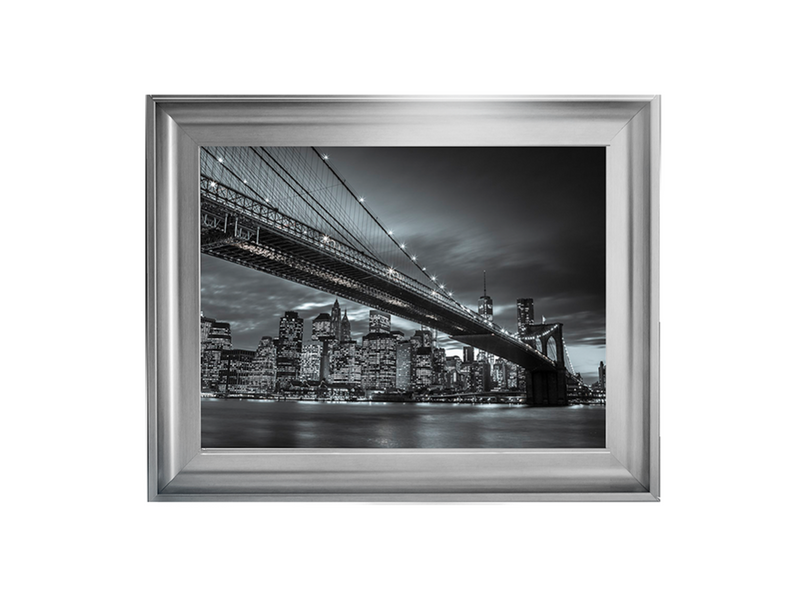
[202,196,568,405]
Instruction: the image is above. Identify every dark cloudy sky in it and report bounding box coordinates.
[201,147,606,383]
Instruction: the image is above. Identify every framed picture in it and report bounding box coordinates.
[146,96,659,501]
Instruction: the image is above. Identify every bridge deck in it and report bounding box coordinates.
[201,182,557,372]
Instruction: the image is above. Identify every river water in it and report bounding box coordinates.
[201,398,605,448]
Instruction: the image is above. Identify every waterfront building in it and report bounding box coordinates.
[252,336,276,395]
[445,356,461,389]
[413,347,433,389]
[369,310,391,334]
[432,347,446,388]
[318,335,336,383]
[459,362,473,391]
[201,314,214,342]
[492,357,508,390]
[463,346,475,365]
[506,361,520,390]
[220,349,260,397]
[362,332,397,390]
[516,298,536,336]
[200,316,232,394]
[396,341,412,391]
[276,311,303,389]
[300,340,324,382]
[471,359,492,392]
[330,339,361,386]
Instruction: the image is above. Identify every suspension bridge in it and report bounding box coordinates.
[200,146,578,405]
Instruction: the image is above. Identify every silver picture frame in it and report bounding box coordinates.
[146,95,660,501]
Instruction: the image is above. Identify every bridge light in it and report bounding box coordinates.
[359,197,365,202]
[412,256,417,261]
[217,157,223,163]
[439,284,445,289]
[388,230,393,235]
[323,154,329,160]
[400,243,405,249]
[422,267,426,271]
[243,179,247,184]
[210,181,217,188]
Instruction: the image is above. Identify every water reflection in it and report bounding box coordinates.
[201,398,605,449]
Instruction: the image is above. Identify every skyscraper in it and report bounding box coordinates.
[463,346,475,365]
[396,341,412,391]
[362,331,397,390]
[311,313,332,340]
[517,298,535,336]
[300,340,324,382]
[220,349,259,397]
[330,299,342,342]
[340,309,351,342]
[369,310,391,334]
[276,311,303,388]
[413,347,433,389]
[200,316,232,394]
[478,270,493,323]
[330,340,360,386]
[253,336,276,395]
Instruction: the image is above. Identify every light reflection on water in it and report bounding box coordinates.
[202,398,605,449]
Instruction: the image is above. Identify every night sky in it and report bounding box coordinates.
[201,147,606,383]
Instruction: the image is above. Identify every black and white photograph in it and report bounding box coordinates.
[199,146,606,448]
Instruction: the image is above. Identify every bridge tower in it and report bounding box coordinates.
[520,323,568,406]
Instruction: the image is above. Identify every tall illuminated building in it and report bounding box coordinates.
[396,341,412,391]
[478,270,493,323]
[312,313,332,340]
[340,309,351,342]
[330,299,342,342]
[362,332,397,390]
[369,310,391,334]
[300,341,324,382]
[517,298,535,336]
[221,349,260,397]
[413,347,433,389]
[200,315,232,394]
[276,311,303,388]
[253,336,276,395]
[330,340,360,386]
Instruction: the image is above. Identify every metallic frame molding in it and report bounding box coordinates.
[146,96,660,502]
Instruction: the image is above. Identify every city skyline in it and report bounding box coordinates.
[201,147,606,383]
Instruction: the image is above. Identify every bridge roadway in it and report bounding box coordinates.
[200,176,559,374]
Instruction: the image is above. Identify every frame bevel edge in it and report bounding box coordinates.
[604,96,660,500]
[146,95,158,501]
[650,96,661,500]
[148,98,204,499]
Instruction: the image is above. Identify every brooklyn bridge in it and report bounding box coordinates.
[200,146,581,405]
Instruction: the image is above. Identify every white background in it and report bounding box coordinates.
[3,2,802,601]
